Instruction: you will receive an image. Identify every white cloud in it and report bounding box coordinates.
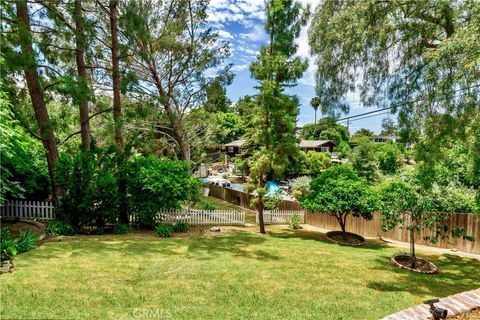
[216,30,233,39]
[231,63,250,72]
[239,24,267,42]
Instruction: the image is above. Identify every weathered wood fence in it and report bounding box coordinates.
[207,184,302,210]
[306,211,480,254]
[256,210,305,225]
[0,200,54,220]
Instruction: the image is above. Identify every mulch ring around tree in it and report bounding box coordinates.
[326,231,366,246]
[391,254,438,274]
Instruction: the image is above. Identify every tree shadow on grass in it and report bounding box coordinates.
[366,253,480,299]
[18,231,278,268]
[267,228,388,251]
[186,232,279,260]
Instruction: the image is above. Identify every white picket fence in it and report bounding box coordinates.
[152,209,245,225]
[0,200,55,220]
[256,210,305,225]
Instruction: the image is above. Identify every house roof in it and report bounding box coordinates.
[299,140,336,148]
[223,139,247,147]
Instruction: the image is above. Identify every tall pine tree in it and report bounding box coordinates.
[249,0,309,234]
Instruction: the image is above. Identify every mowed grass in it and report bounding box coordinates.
[1,227,479,320]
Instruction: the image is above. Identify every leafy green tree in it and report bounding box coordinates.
[0,93,49,203]
[380,117,397,136]
[3,1,63,200]
[377,142,403,174]
[334,141,351,159]
[304,151,330,176]
[350,137,379,182]
[126,156,200,227]
[352,128,373,139]
[380,180,474,269]
[121,0,230,161]
[248,0,310,233]
[204,77,233,113]
[309,0,480,154]
[301,117,349,145]
[301,165,379,237]
[310,96,320,124]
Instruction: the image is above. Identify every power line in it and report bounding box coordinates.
[299,84,480,129]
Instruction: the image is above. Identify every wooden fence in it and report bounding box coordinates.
[0,200,54,220]
[256,210,305,225]
[305,211,480,254]
[207,184,302,211]
[156,209,245,225]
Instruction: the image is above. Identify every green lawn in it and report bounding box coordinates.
[2,227,479,320]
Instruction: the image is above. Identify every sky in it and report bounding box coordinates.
[207,0,389,134]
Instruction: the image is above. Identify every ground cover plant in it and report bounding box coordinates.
[1,228,479,320]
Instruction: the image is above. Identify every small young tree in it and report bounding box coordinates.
[380,180,474,269]
[300,165,379,238]
[377,141,403,174]
[350,137,379,182]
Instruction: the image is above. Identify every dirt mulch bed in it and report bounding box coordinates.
[2,219,46,240]
[326,231,366,246]
[448,308,480,319]
[391,254,438,274]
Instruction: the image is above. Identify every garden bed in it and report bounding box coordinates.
[391,254,438,274]
[326,230,365,246]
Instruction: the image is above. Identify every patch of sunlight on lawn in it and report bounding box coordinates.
[1,227,479,320]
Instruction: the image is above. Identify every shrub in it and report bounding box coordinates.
[264,192,282,210]
[1,228,17,261]
[304,151,331,176]
[46,219,76,236]
[200,200,216,211]
[173,221,190,233]
[113,223,131,235]
[288,213,302,230]
[127,156,200,227]
[1,228,38,261]
[155,225,173,238]
[377,142,403,174]
[16,229,38,254]
[289,176,312,200]
[350,137,379,182]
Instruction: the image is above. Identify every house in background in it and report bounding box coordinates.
[222,139,336,156]
[222,139,247,156]
[369,135,400,143]
[299,140,336,153]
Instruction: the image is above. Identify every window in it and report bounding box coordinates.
[321,146,330,152]
[228,147,234,153]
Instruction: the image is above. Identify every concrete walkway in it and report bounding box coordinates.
[302,224,480,260]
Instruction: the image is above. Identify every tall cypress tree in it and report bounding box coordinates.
[249,0,309,234]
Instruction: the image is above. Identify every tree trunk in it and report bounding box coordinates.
[109,0,128,224]
[314,108,317,125]
[109,0,123,149]
[172,119,190,161]
[16,1,62,201]
[410,226,416,269]
[74,0,90,151]
[337,213,347,239]
[257,175,266,234]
